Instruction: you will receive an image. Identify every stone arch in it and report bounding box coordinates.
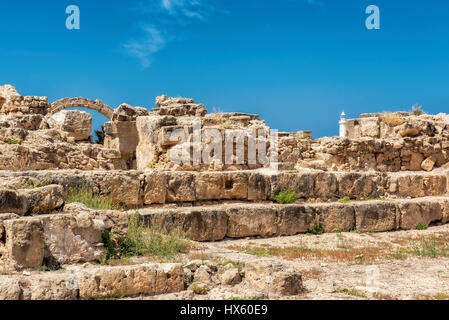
[49,97,114,119]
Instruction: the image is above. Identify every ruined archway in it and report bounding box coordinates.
[49,97,114,119]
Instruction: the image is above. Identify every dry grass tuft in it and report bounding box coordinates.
[379,113,405,126]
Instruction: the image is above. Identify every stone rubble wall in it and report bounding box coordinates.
[293,136,449,172]
[133,96,271,171]
[347,112,449,140]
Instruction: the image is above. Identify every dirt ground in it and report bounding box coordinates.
[137,224,449,300]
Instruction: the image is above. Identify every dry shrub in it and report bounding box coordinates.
[379,113,405,126]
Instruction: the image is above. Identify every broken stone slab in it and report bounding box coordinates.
[47,110,92,141]
[41,213,105,267]
[111,103,149,122]
[243,260,303,296]
[2,213,105,270]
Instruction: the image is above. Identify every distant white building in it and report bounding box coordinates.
[339,112,347,138]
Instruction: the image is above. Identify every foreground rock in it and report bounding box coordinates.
[0,263,184,300]
[1,213,105,270]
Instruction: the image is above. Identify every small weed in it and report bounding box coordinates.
[410,104,425,116]
[416,224,428,230]
[26,180,40,189]
[379,113,405,126]
[191,283,208,295]
[275,190,297,204]
[7,140,21,145]
[309,224,325,235]
[334,288,367,298]
[1,262,7,275]
[338,197,351,204]
[222,260,244,269]
[365,197,386,201]
[118,214,189,260]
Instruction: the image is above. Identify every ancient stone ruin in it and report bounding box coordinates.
[1,84,449,300]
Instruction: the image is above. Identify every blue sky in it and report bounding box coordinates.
[1,0,448,137]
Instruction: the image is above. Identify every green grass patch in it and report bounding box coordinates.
[7,139,21,145]
[416,223,428,230]
[101,214,189,263]
[307,224,324,235]
[338,197,351,204]
[67,185,121,210]
[365,197,386,201]
[335,288,367,298]
[275,189,297,204]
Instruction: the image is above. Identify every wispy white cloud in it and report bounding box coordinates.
[124,0,215,68]
[124,27,165,68]
[159,0,206,19]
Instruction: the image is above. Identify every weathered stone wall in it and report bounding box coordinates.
[346,112,448,140]
[125,196,449,241]
[0,85,49,116]
[1,169,447,207]
[295,136,449,172]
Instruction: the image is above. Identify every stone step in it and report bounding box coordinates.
[111,196,449,241]
[1,169,447,208]
[0,262,184,300]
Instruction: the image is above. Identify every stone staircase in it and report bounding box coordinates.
[1,168,449,300]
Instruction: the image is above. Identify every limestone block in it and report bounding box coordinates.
[166,172,196,202]
[276,205,316,235]
[421,157,435,171]
[143,171,167,204]
[244,260,303,296]
[4,217,44,270]
[354,202,397,232]
[315,203,355,232]
[0,189,27,215]
[360,117,380,138]
[48,110,92,141]
[398,200,442,230]
[195,173,225,200]
[41,214,105,266]
[226,205,277,238]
